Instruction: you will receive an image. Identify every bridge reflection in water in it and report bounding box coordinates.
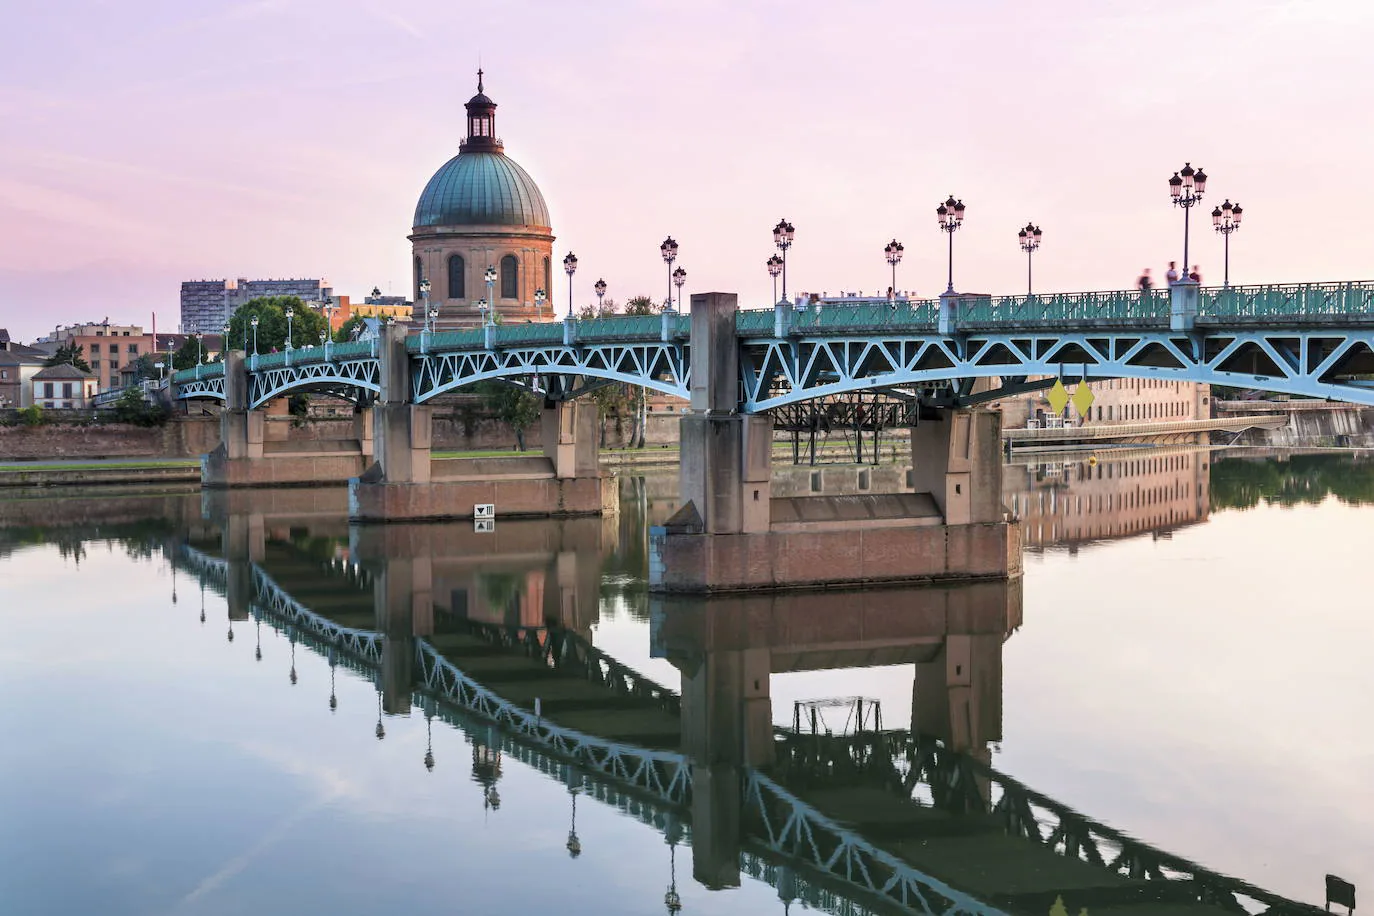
[162,487,1328,916]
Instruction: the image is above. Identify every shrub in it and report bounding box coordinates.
[17,405,43,427]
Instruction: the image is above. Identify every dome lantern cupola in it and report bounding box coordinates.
[461,69,502,153]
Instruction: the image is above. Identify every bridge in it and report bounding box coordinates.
[169,280,1374,592]
[167,508,1334,916]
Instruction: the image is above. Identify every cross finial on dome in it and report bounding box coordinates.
[477,68,484,93]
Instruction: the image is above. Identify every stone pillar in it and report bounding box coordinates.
[676,292,771,535]
[679,644,771,890]
[220,350,263,461]
[1170,278,1199,331]
[354,407,374,459]
[375,554,431,716]
[370,324,431,485]
[541,400,598,480]
[910,408,1003,525]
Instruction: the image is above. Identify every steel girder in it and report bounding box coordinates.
[410,341,690,403]
[740,328,1374,411]
[175,375,226,401]
[248,358,381,409]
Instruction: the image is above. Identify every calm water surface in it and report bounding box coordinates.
[1,449,1371,915]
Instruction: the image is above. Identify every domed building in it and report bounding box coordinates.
[410,73,555,328]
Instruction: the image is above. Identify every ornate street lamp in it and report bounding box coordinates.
[484,265,497,320]
[772,219,795,302]
[883,239,904,301]
[194,332,203,365]
[249,315,259,355]
[936,196,966,293]
[672,266,686,310]
[419,277,431,329]
[563,252,578,318]
[476,297,490,326]
[1168,162,1207,277]
[1212,200,1243,287]
[427,305,439,333]
[766,254,783,304]
[660,237,679,312]
[594,278,607,315]
[285,307,295,350]
[534,287,546,319]
[1017,223,1043,296]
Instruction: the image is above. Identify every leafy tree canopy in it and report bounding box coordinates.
[171,337,205,371]
[44,343,90,372]
[624,295,657,316]
[226,297,329,355]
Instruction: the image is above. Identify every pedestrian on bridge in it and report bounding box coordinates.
[1138,268,1153,292]
[1166,261,1180,285]
[1189,265,1202,283]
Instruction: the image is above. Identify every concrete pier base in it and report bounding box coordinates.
[650,291,1021,593]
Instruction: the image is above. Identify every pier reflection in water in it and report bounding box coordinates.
[1,450,1372,914]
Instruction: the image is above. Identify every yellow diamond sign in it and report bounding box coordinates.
[1071,382,1095,417]
[1046,379,1069,414]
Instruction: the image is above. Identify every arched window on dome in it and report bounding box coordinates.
[414,256,424,302]
[447,255,465,300]
[500,255,519,300]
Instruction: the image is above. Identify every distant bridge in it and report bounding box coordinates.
[174,282,1374,410]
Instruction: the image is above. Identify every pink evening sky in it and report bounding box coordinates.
[1,0,1371,341]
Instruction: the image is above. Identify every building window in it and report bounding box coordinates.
[61,401,71,409]
[90,343,101,355]
[447,254,465,299]
[414,256,424,302]
[500,255,519,300]
[128,343,138,354]
[62,382,73,398]
[0,370,7,380]
[43,383,53,398]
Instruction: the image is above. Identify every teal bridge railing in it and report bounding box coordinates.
[172,281,1374,410]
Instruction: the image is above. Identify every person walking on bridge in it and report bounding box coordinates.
[1138,268,1153,292]
[1166,261,1180,285]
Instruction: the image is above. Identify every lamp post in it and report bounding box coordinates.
[476,297,490,326]
[250,315,259,355]
[285,307,294,350]
[419,277,431,329]
[1212,200,1242,287]
[936,196,966,293]
[1167,162,1207,276]
[767,254,783,304]
[194,333,203,365]
[1017,223,1043,296]
[594,278,607,315]
[772,219,795,302]
[534,287,546,319]
[672,266,686,310]
[563,252,577,318]
[427,305,439,333]
[883,239,904,301]
[660,237,678,313]
[484,265,497,320]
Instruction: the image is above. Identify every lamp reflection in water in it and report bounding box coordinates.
[199,581,206,625]
[664,815,683,914]
[423,699,436,772]
[288,627,297,685]
[472,726,502,810]
[328,649,338,712]
[565,766,582,858]
[254,617,262,661]
[374,683,385,740]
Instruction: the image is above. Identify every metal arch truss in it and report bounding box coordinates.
[410,342,690,403]
[248,359,381,409]
[175,375,226,401]
[740,329,1374,411]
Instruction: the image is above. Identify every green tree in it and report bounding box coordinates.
[225,297,329,354]
[335,314,367,343]
[624,295,657,316]
[171,337,204,371]
[44,344,90,372]
[476,381,542,450]
[112,387,167,426]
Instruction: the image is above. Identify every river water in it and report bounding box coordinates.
[0,448,1370,915]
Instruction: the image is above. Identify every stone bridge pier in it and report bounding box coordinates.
[202,351,372,488]
[650,292,1022,593]
[349,325,617,522]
